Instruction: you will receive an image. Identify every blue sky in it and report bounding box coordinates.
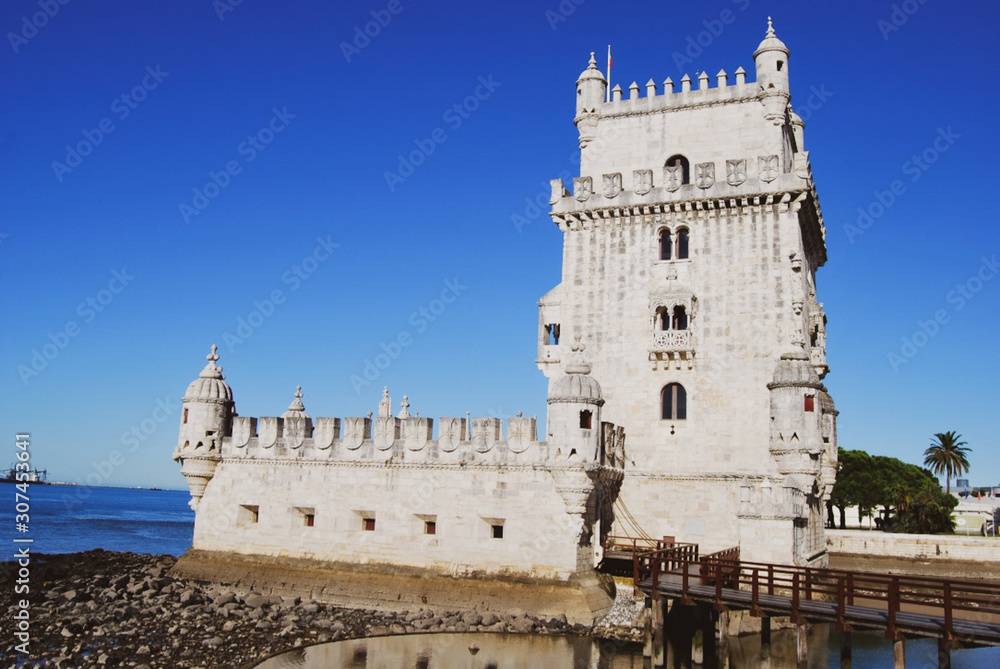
[1,0,997,490]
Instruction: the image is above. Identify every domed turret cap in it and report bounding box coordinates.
[754,17,789,58]
[770,345,822,388]
[549,336,604,404]
[577,51,607,86]
[282,385,309,418]
[183,344,234,403]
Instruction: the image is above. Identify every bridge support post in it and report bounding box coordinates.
[893,638,905,669]
[937,638,950,669]
[642,596,652,659]
[760,616,771,660]
[796,623,808,669]
[839,630,852,669]
[699,605,719,669]
[643,595,666,665]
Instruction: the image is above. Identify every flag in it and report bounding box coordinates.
[606,45,612,102]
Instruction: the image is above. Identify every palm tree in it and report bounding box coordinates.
[923,432,971,494]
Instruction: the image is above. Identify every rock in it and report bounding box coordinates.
[202,636,224,648]
[511,618,535,634]
[480,612,500,626]
[331,621,346,634]
[244,595,269,609]
[62,590,79,602]
[461,611,482,625]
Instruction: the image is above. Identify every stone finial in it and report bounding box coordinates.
[288,385,305,412]
[628,81,640,100]
[565,334,592,375]
[717,69,727,87]
[766,16,775,38]
[588,51,597,68]
[680,74,692,92]
[698,71,710,90]
[199,344,224,379]
[663,77,674,93]
[398,395,410,419]
[645,78,657,97]
[735,66,746,85]
[378,386,392,418]
[611,84,623,102]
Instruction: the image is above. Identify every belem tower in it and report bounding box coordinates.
[171,21,838,624]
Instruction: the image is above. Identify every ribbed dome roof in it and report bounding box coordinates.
[754,17,789,58]
[548,336,604,403]
[577,52,607,85]
[771,347,821,387]
[183,345,233,403]
[281,385,309,418]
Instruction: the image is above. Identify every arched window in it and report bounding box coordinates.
[665,155,690,184]
[661,383,687,420]
[655,306,670,330]
[658,229,672,261]
[672,306,688,331]
[675,228,689,259]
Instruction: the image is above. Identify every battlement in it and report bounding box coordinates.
[602,67,756,116]
[176,414,625,468]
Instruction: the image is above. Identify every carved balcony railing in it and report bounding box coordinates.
[651,330,692,351]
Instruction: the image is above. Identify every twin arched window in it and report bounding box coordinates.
[661,383,687,420]
[656,305,688,331]
[658,228,689,261]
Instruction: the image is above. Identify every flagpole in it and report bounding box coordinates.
[606,45,611,102]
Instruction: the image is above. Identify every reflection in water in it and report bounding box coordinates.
[253,633,643,669]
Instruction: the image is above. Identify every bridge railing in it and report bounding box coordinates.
[637,549,1000,641]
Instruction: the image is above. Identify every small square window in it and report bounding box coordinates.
[238,504,259,527]
[364,517,376,532]
[425,520,436,535]
[304,513,315,527]
[804,396,815,412]
[491,524,504,539]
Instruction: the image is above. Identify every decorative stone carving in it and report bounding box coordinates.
[258,417,278,449]
[664,165,682,192]
[372,417,397,450]
[313,417,338,449]
[231,417,253,448]
[726,159,746,186]
[403,417,432,451]
[573,176,593,201]
[438,417,466,452]
[759,155,779,183]
[602,172,622,199]
[793,151,811,179]
[284,416,307,449]
[342,416,368,450]
[472,417,501,452]
[377,386,391,418]
[633,169,652,195]
[549,178,568,205]
[695,162,715,189]
[507,415,535,453]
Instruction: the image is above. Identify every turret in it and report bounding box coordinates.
[754,17,791,124]
[547,336,604,462]
[574,52,607,149]
[173,344,234,509]
[767,345,824,480]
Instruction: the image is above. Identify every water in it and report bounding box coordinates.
[0,482,194,556]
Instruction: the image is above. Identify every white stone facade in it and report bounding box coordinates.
[538,21,837,566]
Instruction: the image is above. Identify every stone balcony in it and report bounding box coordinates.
[649,330,694,370]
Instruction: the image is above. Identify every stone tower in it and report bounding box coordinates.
[538,20,838,565]
[173,344,234,510]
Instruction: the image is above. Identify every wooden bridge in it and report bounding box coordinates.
[600,536,1000,668]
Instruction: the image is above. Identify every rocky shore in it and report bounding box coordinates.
[0,550,640,668]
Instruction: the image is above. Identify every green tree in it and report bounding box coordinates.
[923,431,971,494]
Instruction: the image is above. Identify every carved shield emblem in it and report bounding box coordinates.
[404,418,431,451]
[472,417,499,453]
[284,417,307,449]
[438,418,464,452]
[506,417,535,454]
[231,417,252,448]
[633,169,653,195]
[695,162,715,189]
[726,159,747,186]
[258,417,278,449]
[573,176,593,202]
[663,165,682,192]
[313,417,337,450]
[342,417,367,450]
[602,172,622,199]
[759,155,779,183]
[372,417,396,451]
